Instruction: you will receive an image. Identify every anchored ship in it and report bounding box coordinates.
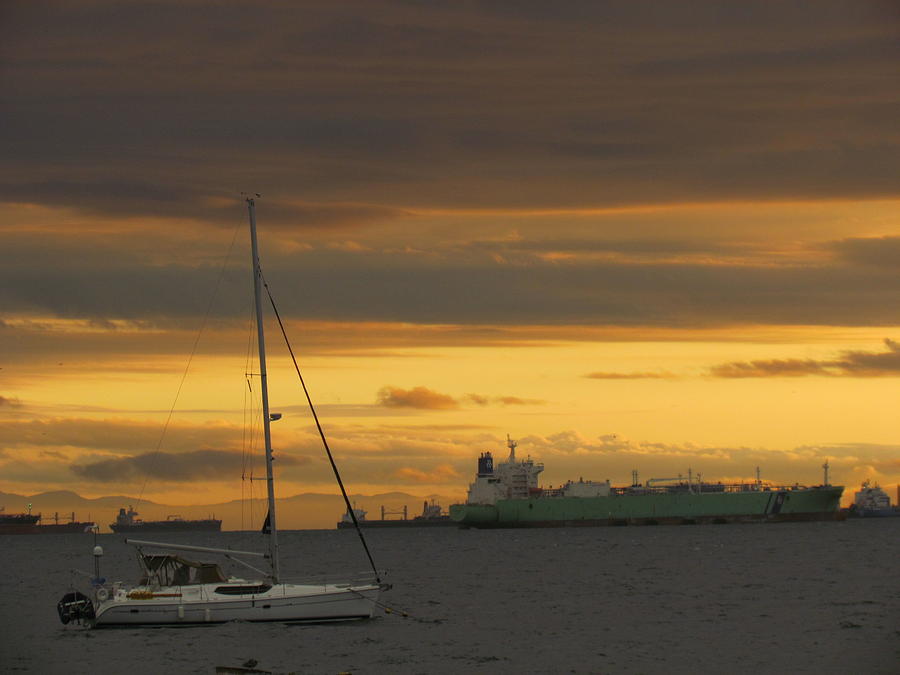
[0,507,41,534]
[449,436,844,528]
[848,481,897,517]
[38,512,97,534]
[336,500,454,529]
[109,506,221,534]
[0,507,93,534]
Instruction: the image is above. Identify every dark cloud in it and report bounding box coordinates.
[1,1,899,353]
[0,396,23,408]
[0,418,241,453]
[709,359,834,378]
[710,339,900,378]
[460,236,753,262]
[2,0,898,221]
[0,181,409,229]
[69,449,306,483]
[253,252,900,328]
[631,35,900,79]
[829,236,900,269]
[5,235,900,329]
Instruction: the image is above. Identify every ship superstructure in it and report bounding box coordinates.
[851,481,895,517]
[466,436,553,504]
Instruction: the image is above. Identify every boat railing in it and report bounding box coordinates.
[278,570,383,589]
[532,480,829,498]
[605,482,818,496]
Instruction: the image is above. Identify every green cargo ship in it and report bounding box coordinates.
[449,437,843,528]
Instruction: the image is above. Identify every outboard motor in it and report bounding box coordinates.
[57,591,95,625]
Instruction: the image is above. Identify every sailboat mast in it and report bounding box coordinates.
[247,197,280,583]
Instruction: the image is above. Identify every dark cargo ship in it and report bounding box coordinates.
[38,512,96,533]
[109,506,221,534]
[0,508,41,534]
[450,437,844,528]
[0,508,94,534]
[337,500,454,529]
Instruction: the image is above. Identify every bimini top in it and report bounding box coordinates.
[139,553,226,586]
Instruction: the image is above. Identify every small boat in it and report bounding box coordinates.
[56,197,387,627]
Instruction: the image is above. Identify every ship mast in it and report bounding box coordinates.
[247,197,280,583]
[507,434,517,462]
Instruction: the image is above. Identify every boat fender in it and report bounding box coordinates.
[96,587,109,602]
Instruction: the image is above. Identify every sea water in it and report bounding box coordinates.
[2,519,898,674]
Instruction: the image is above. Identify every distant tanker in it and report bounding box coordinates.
[450,436,843,528]
[109,506,221,534]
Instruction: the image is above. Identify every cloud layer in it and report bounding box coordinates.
[377,386,544,410]
[3,1,898,221]
[710,339,900,378]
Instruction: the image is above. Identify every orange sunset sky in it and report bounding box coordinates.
[2,1,899,518]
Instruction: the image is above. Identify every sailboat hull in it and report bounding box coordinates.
[92,583,382,627]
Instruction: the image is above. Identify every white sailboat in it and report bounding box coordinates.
[57,197,385,627]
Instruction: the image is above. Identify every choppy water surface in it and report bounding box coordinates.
[2,519,898,674]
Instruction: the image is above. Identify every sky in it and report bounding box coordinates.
[2,0,899,517]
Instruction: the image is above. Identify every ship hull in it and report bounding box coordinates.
[450,486,844,528]
[0,523,40,534]
[336,517,455,529]
[110,520,222,534]
[851,509,900,518]
[0,514,42,534]
[36,522,96,534]
[92,582,381,627]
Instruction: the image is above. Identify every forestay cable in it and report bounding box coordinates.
[261,277,382,585]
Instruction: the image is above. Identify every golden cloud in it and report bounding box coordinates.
[394,464,460,484]
[377,386,459,410]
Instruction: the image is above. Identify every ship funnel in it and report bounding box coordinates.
[477,452,494,476]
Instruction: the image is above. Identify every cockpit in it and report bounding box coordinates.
[138,553,226,587]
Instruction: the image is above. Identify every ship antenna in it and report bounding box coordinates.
[507,434,517,462]
[822,459,830,486]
